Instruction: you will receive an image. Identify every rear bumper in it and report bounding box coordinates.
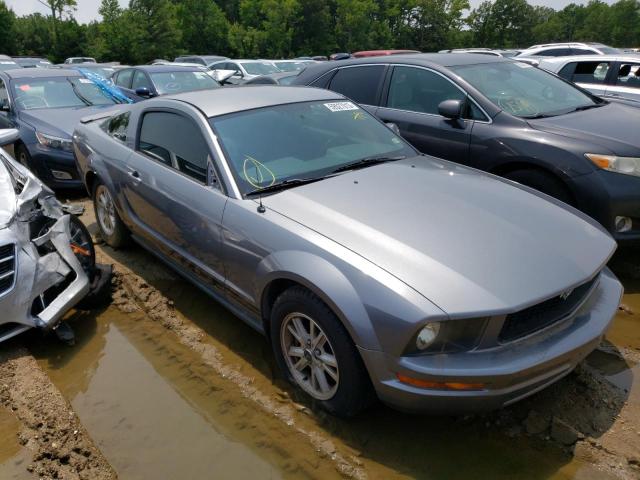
[0,215,90,342]
[360,268,622,413]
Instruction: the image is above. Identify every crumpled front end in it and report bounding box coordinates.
[0,151,90,342]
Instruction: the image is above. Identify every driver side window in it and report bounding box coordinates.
[132,71,152,91]
[387,66,484,120]
[137,111,212,185]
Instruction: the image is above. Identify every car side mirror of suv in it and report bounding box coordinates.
[135,87,154,98]
[0,98,10,112]
[438,99,463,120]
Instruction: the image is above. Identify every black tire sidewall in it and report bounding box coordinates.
[505,170,573,205]
[270,287,372,417]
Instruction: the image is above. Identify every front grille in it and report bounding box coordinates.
[0,244,16,296]
[499,276,598,343]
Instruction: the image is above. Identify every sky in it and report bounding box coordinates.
[4,0,617,24]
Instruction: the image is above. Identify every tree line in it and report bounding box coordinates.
[0,0,638,64]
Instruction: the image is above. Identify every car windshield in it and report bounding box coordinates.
[274,61,307,72]
[594,45,620,54]
[12,77,118,110]
[210,100,415,195]
[452,61,598,117]
[241,62,279,75]
[150,70,218,95]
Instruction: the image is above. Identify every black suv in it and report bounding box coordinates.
[292,54,640,246]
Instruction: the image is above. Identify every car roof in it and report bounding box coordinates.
[164,85,343,117]
[1,68,82,79]
[538,54,640,67]
[129,65,204,72]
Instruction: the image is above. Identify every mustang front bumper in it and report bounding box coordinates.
[0,214,90,342]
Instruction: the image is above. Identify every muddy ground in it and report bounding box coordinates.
[0,202,639,479]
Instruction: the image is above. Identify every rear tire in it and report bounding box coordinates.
[270,286,374,417]
[504,169,574,206]
[93,181,129,248]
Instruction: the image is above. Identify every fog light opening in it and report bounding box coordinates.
[51,170,73,180]
[615,216,632,233]
[396,373,485,391]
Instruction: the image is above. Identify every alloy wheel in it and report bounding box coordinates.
[280,312,339,400]
[96,186,117,237]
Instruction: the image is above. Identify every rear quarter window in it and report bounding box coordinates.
[328,65,386,105]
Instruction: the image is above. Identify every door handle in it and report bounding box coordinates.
[128,170,141,181]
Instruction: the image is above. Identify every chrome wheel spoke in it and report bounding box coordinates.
[322,363,338,382]
[293,357,309,372]
[319,353,337,369]
[313,365,330,394]
[288,346,304,358]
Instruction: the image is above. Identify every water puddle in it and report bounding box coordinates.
[0,406,32,479]
[29,307,335,479]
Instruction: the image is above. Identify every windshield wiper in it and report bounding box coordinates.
[521,113,557,119]
[245,177,326,197]
[331,155,406,174]
[570,103,605,113]
[67,79,93,106]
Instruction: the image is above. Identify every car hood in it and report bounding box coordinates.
[527,103,640,156]
[264,158,616,317]
[19,105,118,138]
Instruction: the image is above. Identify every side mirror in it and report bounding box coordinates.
[438,99,464,120]
[0,128,20,147]
[385,122,401,135]
[0,98,10,112]
[135,87,153,98]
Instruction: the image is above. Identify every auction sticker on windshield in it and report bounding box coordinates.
[324,102,359,112]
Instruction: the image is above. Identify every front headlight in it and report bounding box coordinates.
[35,132,73,152]
[586,153,640,177]
[405,318,488,355]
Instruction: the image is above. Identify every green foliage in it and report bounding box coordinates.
[3,0,640,63]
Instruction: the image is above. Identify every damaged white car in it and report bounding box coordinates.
[0,128,108,343]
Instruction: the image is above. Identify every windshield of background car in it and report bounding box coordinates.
[595,45,620,54]
[11,77,118,110]
[452,61,597,117]
[241,62,280,75]
[210,100,416,195]
[149,70,218,94]
[274,61,307,72]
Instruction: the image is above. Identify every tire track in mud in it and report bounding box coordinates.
[0,345,116,480]
[109,262,368,480]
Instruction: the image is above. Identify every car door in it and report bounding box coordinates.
[376,65,476,162]
[557,61,611,96]
[326,65,387,115]
[605,61,640,102]
[122,108,228,294]
[0,77,17,156]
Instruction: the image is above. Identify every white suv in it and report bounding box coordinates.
[518,42,620,58]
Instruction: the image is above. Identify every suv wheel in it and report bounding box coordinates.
[270,286,373,417]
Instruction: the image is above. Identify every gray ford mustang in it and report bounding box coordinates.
[73,86,622,416]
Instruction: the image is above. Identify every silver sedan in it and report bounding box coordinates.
[73,86,622,416]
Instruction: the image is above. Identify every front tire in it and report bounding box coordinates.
[93,181,129,248]
[270,286,373,417]
[15,144,32,169]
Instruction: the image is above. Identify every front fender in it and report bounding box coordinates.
[255,249,447,355]
[256,250,379,350]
